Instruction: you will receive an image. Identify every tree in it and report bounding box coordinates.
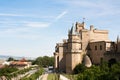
[74,63,86,74]
[77,62,120,80]
[110,62,120,80]
[7,57,14,61]
[32,56,54,67]
[108,59,117,68]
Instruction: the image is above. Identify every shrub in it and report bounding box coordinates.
[73,63,86,74]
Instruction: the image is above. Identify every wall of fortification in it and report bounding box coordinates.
[89,41,106,64]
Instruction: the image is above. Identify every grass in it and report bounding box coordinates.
[62,74,78,80]
[47,73,78,80]
[47,73,59,80]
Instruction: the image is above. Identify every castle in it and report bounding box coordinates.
[53,21,120,74]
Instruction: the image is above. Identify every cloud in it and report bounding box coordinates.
[25,22,51,28]
[0,13,55,20]
[0,28,41,40]
[3,28,29,33]
[69,1,99,8]
[0,20,51,29]
[0,13,24,17]
[58,0,120,18]
[16,34,41,40]
[0,10,68,29]
[55,11,68,20]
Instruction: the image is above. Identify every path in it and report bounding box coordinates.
[60,75,70,80]
[42,74,48,80]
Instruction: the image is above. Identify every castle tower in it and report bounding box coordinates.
[76,22,85,33]
[66,24,83,73]
[117,35,120,53]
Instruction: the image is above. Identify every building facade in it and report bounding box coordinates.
[53,22,120,74]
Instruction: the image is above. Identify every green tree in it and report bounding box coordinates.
[7,57,14,61]
[110,62,120,80]
[74,63,86,74]
[32,56,54,67]
[77,62,120,80]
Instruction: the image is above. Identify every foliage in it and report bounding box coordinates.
[7,57,14,61]
[108,58,117,68]
[0,67,19,79]
[0,66,34,79]
[21,68,44,80]
[0,67,18,76]
[32,56,54,67]
[73,63,86,74]
[76,62,120,80]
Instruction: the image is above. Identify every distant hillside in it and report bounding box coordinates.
[0,55,35,60]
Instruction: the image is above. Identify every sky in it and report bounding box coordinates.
[0,0,120,58]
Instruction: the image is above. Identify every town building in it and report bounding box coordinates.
[53,21,120,74]
[10,58,31,69]
[0,59,10,69]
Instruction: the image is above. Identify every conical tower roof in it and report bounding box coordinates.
[117,35,120,43]
[70,23,77,35]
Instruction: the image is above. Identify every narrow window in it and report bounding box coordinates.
[100,45,102,50]
[95,46,97,50]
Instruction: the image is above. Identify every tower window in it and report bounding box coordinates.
[100,45,102,50]
[95,46,97,50]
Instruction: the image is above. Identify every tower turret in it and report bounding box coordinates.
[76,22,85,33]
[68,24,81,51]
[117,35,119,43]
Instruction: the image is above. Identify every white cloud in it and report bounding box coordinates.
[0,20,51,28]
[55,11,68,20]
[16,34,40,40]
[69,1,99,8]
[58,0,120,18]
[25,22,50,28]
[0,13,24,17]
[3,28,30,33]
[0,13,55,19]
[0,29,41,40]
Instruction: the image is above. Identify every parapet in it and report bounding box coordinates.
[56,43,64,47]
[93,30,108,34]
[63,39,67,43]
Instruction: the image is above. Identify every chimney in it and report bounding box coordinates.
[90,25,94,31]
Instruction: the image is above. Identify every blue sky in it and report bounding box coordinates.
[0,0,120,58]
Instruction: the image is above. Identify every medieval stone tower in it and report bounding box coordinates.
[66,23,83,73]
